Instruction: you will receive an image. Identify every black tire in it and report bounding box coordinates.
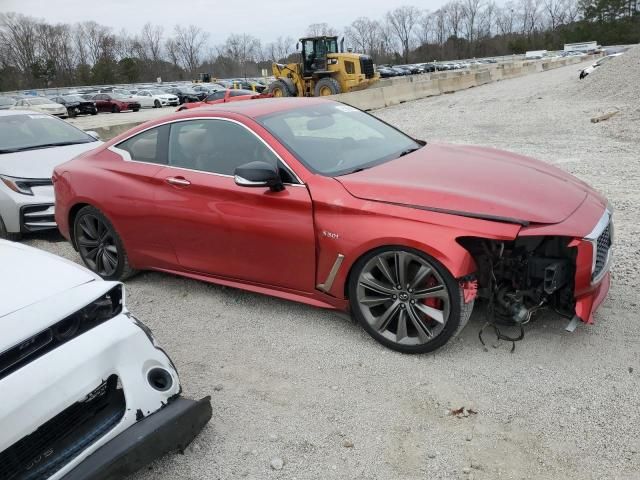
[348,246,470,354]
[268,80,294,97]
[68,108,76,118]
[91,109,98,115]
[74,205,136,281]
[154,99,161,108]
[111,104,120,113]
[0,215,21,241]
[133,108,140,112]
[314,77,341,96]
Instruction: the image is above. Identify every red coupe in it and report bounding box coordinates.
[53,98,612,353]
[177,89,271,111]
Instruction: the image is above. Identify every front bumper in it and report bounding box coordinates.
[62,396,212,480]
[0,184,55,234]
[0,302,202,480]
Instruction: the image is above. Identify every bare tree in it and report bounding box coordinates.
[172,24,209,74]
[305,23,338,37]
[345,17,383,56]
[518,0,543,37]
[496,2,518,35]
[0,13,39,73]
[462,0,485,51]
[222,33,261,77]
[264,36,294,62]
[386,5,422,62]
[417,11,434,45]
[140,23,163,62]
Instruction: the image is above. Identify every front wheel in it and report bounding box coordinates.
[268,80,294,97]
[348,247,472,354]
[74,205,136,281]
[314,77,341,96]
[154,99,161,108]
[111,105,120,113]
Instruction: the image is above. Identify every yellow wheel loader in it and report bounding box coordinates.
[268,36,379,97]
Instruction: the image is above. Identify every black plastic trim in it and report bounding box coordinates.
[61,396,212,480]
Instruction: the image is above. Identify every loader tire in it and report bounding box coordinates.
[314,77,341,96]
[268,80,294,97]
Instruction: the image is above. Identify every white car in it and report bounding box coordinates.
[0,110,102,240]
[11,97,67,117]
[134,89,180,108]
[579,52,623,79]
[0,240,211,479]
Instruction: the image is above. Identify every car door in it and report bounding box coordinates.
[94,94,107,112]
[154,117,316,292]
[107,124,178,267]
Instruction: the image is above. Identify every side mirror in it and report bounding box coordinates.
[85,130,101,141]
[296,42,300,51]
[234,161,284,192]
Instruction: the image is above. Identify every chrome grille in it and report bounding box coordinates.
[593,221,612,280]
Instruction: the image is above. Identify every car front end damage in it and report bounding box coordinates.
[459,207,612,330]
[0,281,211,480]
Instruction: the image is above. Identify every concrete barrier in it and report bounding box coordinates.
[334,55,597,111]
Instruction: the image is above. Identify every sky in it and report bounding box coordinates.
[1,0,446,45]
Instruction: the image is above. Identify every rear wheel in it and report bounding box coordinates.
[349,247,471,354]
[268,80,293,97]
[74,206,136,281]
[314,77,341,96]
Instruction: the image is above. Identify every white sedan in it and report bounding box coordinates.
[0,240,211,479]
[135,89,181,108]
[11,97,67,117]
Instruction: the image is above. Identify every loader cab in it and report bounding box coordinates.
[300,36,339,76]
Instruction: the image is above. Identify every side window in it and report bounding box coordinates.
[168,120,279,176]
[116,125,169,164]
[207,91,225,101]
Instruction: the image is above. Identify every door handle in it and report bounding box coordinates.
[166,176,191,186]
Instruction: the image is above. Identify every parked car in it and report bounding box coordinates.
[0,110,102,240]
[177,89,271,111]
[11,97,68,117]
[376,66,397,78]
[419,63,436,73]
[0,240,212,479]
[163,87,202,104]
[0,96,15,110]
[92,93,141,113]
[579,53,623,79]
[391,66,411,75]
[135,89,180,107]
[50,95,98,117]
[53,98,612,354]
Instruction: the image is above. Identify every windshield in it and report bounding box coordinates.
[0,97,15,106]
[181,88,197,94]
[64,95,85,102]
[112,94,129,100]
[0,113,95,153]
[257,103,421,176]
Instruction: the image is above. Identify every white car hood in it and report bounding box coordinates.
[0,240,99,319]
[0,141,101,179]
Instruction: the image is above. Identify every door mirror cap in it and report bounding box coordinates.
[85,130,101,140]
[234,161,284,192]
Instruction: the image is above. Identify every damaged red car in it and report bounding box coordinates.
[53,98,612,353]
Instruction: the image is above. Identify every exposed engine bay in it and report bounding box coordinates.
[459,236,577,347]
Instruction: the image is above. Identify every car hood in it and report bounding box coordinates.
[0,141,101,178]
[0,240,98,318]
[336,143,595,225]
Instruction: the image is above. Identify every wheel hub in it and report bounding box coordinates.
[399,292,410,301]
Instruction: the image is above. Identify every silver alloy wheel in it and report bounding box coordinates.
[77,214,119,277]
[356,251,451,346]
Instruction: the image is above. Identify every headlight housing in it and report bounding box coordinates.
[0,175,53,195]
[0,285,123,380]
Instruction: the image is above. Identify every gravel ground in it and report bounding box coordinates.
[24,55,640,480]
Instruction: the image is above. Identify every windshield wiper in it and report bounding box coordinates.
[398,146,422,158]
[1,141,91,153]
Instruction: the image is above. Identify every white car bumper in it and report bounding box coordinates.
[0,289,210,480]
[0,183,55,234]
